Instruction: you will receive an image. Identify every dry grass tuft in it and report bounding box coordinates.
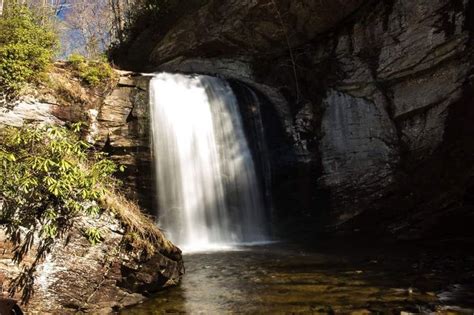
[43,64,92,106]
[100,188,177,257]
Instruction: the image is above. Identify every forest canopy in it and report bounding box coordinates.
[0,3,57,93]
[0,0,172,58]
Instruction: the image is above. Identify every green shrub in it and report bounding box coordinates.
[67,53,115,87]
[0,5,58,94]
[84,227,104,245]
[67,52,87,68]
[0,124,120,243]
[0,123,165,302]
[0,123,124,301]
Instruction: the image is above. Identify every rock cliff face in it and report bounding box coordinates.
[116,0,474,237]
[0,70,156,211]
[119,0,366,70]
[94,73,156,212]
[0,71,183,313]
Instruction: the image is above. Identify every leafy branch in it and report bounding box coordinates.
[0,123,122,303]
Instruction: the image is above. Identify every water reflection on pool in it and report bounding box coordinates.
[122,242,474,314]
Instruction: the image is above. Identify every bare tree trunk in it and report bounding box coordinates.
[115,0,123,43]
[109,0,125,44]
[0,0,4,16]
[270,0,300,104]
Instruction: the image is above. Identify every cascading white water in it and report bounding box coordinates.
[150,73,269,251]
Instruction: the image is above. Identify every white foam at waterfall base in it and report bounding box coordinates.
[150,73,270,252]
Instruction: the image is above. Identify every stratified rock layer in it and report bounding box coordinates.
[95,73,156,212]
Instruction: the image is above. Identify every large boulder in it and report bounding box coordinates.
[0,213,184,314]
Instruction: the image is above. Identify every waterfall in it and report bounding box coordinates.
[149,73,269,251]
